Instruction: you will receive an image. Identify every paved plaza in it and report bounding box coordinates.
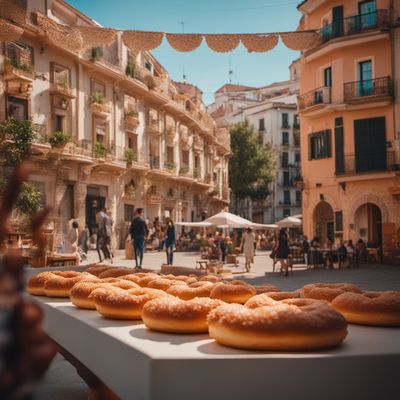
[32,249,400,399]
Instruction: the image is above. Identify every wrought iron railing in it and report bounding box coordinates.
[344,77,392,103]
[320,10,390,43]
[335,151,398,175]
[298,86,331,110]
[149,155,160,169]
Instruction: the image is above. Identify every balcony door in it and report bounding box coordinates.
[358,60,372,96]
[354,117,386,172]
[332,5,344,37]
[359,0,377,29]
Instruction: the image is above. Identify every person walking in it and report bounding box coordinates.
[129,208,148,269]
[102,207,114,264]
[302,234,310,268]
[241,227,255,273]
[165,218,176,265]
[276,228,290,276]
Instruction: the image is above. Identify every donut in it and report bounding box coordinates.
[147,278,187,291]
[70,279,140,309]
[98,268,133,279]
[245,292,300,308]
[90,287,171,320]
[27,271,89,296]
[44,272,99,297]
[331,291,400,326]
[208,298,348,351]
[210,280,256,303]
[142,297,224,333]
[254,284,281,294]
[199,275,222,283]
[300,283,362,302]
[167,281,214,300]
[162,274,198,284]
[85,265,113,277]
[111,273,160,287]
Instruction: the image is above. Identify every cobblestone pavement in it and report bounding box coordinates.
[33,249,400,399]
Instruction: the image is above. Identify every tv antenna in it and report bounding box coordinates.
[228,60,233,83]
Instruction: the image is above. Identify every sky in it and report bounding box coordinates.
[67,0,303,104]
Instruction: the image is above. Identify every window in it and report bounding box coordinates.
[295,152,301,163]
[7,96,28,120]
[258,118,265,131]
[296,191,302,206]
[281,152,289,168]
[282,113,289,128]
[124,204,135,222]
[181,150,189,166]
[283,171,290,186]
[282,131,289,145]
[94,118,107,143]
[55,115,65,132]
[6,42,34,68]
[309,130,331,160]
[283,190,291,205]
[127,133,138,151]
[166,146,174,164]
[359,1,377,28]
[335,211,343,232]
[91,79,106,96]
[358,60,373,96]
[324,67,332,87]
[52,64,70,87]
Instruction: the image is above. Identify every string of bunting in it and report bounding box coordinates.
[0,8,321,54]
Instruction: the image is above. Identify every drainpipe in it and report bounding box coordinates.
[390,0,399,162]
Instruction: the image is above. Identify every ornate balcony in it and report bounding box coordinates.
[299,86,331,111]
[3,60,34,94]
[335,151,399,176]
[344,77,393,104]
[146,120,161,136]
[125,112,139,132]
[320,10,390,43]
[50,82,75,98]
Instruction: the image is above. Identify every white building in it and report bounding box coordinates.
[209,60,301,223]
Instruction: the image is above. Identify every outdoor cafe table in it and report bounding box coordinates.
[33,296,400,400]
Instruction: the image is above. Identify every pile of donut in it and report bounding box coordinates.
[27,266,400,351]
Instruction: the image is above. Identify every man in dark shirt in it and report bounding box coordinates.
[129,208,148,269]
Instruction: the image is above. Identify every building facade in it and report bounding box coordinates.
[208,62,301,223]
[297,0,400,260]
[0,0,230,247]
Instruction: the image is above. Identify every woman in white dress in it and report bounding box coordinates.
[64,220,79,260]
[241,227,255,272]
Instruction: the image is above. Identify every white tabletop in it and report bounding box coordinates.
[35,296,400,400]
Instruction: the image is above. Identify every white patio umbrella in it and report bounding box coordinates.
[175,221,212,227]
[204,211,265,229]
[276,216,302,228]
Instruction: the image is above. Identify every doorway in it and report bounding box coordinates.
[313,201,334,243]
[355,203,382,246]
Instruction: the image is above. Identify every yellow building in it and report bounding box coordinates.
[297,0,400,261]
[0,0,230,247]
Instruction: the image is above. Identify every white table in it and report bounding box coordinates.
[36,297,400,400]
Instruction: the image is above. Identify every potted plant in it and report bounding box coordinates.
[92,141,107,158]
[48,131,71,148]
[91,47,103,61]
[124,148,137,166]
[90,91,106,105]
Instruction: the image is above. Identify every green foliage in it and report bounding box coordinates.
[5,58,33,73]
[91,47,103,60]
[92,141,107,158]
[0,118,35,166]
[229,121,275,201]
[0,179,41,215]
[125,62,137,78]
[48,131,71,147]
[90,91,106,104]
[124,148,137,163]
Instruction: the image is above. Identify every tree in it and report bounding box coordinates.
[229,121,276,215]
[0,118,42,219]
[0,118,35,166]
